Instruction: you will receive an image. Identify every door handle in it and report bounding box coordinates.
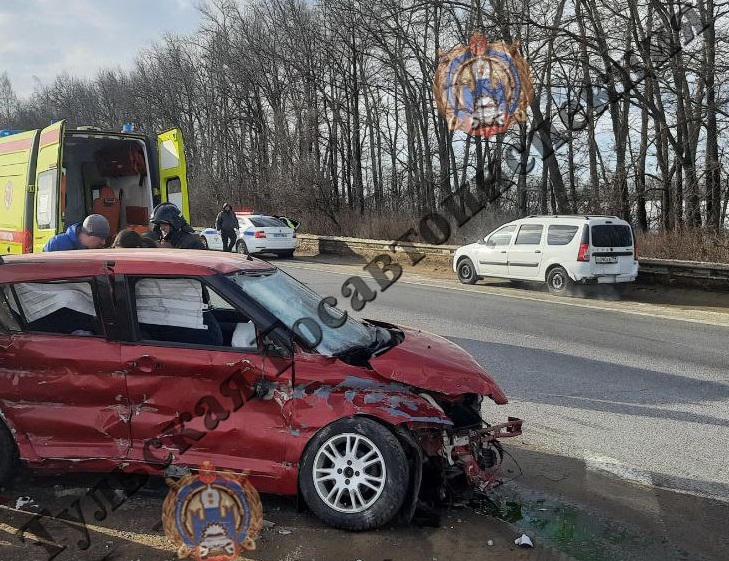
[535,250,542,253]
[127,355,161,373]
[500,250,507,254]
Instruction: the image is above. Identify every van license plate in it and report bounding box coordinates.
[595,256,617,264]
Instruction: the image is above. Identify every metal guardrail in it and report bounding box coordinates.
[295,233,729,291]
[637,257,729,284]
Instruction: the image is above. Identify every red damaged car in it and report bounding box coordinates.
[0,250,521,530]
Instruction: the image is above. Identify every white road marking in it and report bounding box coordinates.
[0,504,174,552]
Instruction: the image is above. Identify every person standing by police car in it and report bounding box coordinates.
[215,203,239,252]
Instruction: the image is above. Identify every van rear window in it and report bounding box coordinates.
[547,225,578,245]
[591,225,632,247]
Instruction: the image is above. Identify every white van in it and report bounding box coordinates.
[453,215,639,295]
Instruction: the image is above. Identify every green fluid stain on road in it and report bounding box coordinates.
[473,494,632,561]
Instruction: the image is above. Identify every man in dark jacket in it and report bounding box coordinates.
[150,203,205,250]
[43,214,110,251]
[215,203,239,252]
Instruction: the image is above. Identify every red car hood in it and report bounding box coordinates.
[369,326,508,403]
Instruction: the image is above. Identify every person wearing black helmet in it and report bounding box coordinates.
[149,202,205,249]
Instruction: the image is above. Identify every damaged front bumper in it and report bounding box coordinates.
[448,417,523,491]
[416,416,523,494]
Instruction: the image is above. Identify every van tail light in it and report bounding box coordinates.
[254,230,266,239]
[633,238,638,260]
[22,230,32,253]
[577,225,590,262]
[577,243,590,262]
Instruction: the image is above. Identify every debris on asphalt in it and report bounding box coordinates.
[262,519,276,529]
[14,496,36,509]
[487,539,494,546]
[514,534,534,548]
[278,529,292,535]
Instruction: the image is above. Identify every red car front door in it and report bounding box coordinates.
[119,275,292,493]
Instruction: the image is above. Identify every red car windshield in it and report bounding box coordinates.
[229,269,375,356]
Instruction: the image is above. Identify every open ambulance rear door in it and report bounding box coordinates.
[33,121,65,253]
[157,128,189,222]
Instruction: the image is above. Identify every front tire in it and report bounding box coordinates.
[546,266,573,295]
[200,236,209,250]
[456,257,478,285]
[299,418,409,531]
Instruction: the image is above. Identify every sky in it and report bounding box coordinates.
[0,0,203,98]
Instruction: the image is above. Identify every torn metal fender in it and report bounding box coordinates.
[289,381,454,432]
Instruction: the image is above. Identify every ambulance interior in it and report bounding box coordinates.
[61,134,155,237]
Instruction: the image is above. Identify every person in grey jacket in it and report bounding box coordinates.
[215,203,239,252]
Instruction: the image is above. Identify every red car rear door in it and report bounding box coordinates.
[0,273,129,460]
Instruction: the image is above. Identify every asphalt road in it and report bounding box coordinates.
[1,257,728,561]
[280,259,729,503]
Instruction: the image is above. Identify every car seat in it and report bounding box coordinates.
[125,205,151,234]
[93,185,121,236]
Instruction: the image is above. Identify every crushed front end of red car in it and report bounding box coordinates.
[416,411,522,496]
[364,324,523,511]
[401,394,522,510]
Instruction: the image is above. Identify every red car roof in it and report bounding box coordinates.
[1,249,276,281]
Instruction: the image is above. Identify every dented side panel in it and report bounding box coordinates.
[290,379,452,430]
[121,344,291,493]
[278,377,454,484]
[0,333,128,459]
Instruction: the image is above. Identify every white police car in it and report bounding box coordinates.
[200,212,298,258]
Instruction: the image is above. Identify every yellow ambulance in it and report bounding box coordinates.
[0,121,189,253]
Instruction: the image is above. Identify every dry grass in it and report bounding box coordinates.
[307,209,729,264]
[303,206,518,246]
[637,230,729,264]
